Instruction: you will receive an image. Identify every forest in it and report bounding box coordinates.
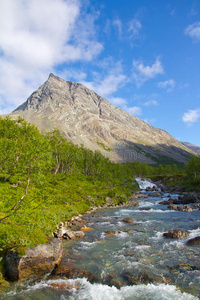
[0,117,200,282]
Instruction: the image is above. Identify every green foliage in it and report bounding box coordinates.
[0,117,185,256]
[185,155,200,180]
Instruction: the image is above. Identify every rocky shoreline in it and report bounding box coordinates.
[3,187,200,284]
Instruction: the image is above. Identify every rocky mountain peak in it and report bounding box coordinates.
[11,74,195,164]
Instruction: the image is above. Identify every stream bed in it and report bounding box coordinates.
[2,192,200,299]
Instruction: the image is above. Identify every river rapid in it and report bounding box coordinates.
[2,190,200,300]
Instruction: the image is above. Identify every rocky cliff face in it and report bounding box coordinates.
[11,73,194,164]
[181,142,200,155]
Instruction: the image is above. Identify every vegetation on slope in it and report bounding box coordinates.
[0,117,199,281]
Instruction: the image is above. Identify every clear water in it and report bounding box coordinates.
[2,193,200,299]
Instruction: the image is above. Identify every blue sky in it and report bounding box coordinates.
[0,0,200,146]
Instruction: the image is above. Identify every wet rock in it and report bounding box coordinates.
[53,263,99,283]
[159,200,171,205]
[104,230,118,236]
[122,217,135,223]
[177,205,193,212]
[193,204,200,209]
[130,193,148,199]
[63,230,85,240]
[103,274,122,288]
[133,273,153,285]
[139,207,152,211]
[163,229,189,239]
[54,221,85,239]
[126,199,139,207]
[71,216,86,228]
[5,239,63,281]
[148,192,161,197]
[168,204,177,210]
[120,271,136,285]
[50,280,81,291]
[186,236,200,246]
[179,192,199,204]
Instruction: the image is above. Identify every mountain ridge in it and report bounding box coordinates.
[9,73,195,164]
[181,141,200,155]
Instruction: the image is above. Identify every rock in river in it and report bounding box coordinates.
[5,238,63,281]
[186,236,200,246]
[122,217,135,223]
[163,229,189,239]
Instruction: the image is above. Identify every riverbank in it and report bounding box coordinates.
[1,188,200,299]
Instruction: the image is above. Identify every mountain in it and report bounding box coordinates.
[181,142,200,155]
[9,73,195,164]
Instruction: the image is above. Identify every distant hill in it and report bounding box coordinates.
[181,142,200,155]
[7,73,195,164]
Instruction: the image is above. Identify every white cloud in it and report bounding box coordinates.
[125,106,142,116]
[182,108,200,125]
[112,17,142,40]
[184,22,200,41]
[113,18,122,37]
[109,97,142,117]
[0,0,103,112]
[81,62,127,98]
[133,57,164,87]
[82,73,126,98]
[109,97,127,106]
[158,79,176,92]
[143,100,158,106]
[128,18,142,37]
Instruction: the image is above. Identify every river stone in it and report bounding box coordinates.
[126,199,139,207]
[168,204,178,210]
[148,192,161,197]
[177,205,193,212]
[104,230,118,236]
[163,229,189,239]
[122,217,135,223]
[64,230,85,239]
[5,238,63,281]
[186,236,200,246]
[180,192,199,204]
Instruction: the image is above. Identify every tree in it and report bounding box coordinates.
[0,117,53,222]
[185,155,200,180]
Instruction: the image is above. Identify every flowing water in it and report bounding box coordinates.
[2,192,200,299]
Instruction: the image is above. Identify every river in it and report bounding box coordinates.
[1,191,200,299]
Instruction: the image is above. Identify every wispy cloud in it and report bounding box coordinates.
[81,73,127,98]
[113,18,123,37]
[184,22,200,41]
[0,0,103,112]
[126,106,142,116]
[158,79,176,92]
[182,108,200,125]
[109,97,142,117]
[128,18,142,38]
[133,57,164,87]
[143,100,158,106]
[112,17,142,40]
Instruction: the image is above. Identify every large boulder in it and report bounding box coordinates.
[122,217,135,223]
[129,193,148,199]
[177,205,193,212]
[179,192,199,204]
[5,238,63,281]
[186,236,200,246]
[168,204,178,210]
[163,229,189,239]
